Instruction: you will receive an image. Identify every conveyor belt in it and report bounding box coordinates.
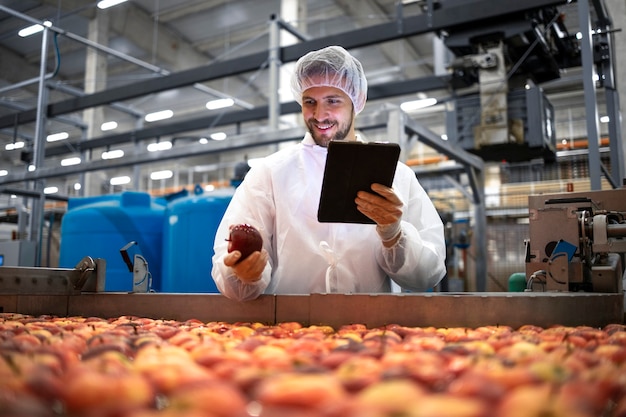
[0,292,622,328]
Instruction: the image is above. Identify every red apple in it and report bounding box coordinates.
[406,393,490,417]
[166,380,248,417]
[254,372,349,410]
[351,379,426,416]
[60,366,155,415]
[227,223,263,261]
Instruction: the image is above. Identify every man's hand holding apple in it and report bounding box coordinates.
[224,224,267,283]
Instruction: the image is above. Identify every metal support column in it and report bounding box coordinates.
[268,15,281,131]
[386,107,411,163]
[604,66,625,187]
[595,2,625,186]
[467,167,487,292]
[389,108,487,291]
[578,0,603,190]
[132,117,145,190]
[83,11,109,196]
[29,26,51,265]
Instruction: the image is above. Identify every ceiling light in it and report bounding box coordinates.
[61,157,81,166]
[74,183,82,191]
[150,170,173,180]
[199,137,209,144]
[110,176,131,185]
[43,186,58,194]
[28,165,36,172]
[5,141,24,150]
[147,141,172,152]
[210,132,227,141]
[145,110,173,122]
[101,149,124,159]
[97,0,128,9]
[47,132,69,142]
[18,21,51,38]
[400,98,437,112]
[600,116,610,123]
[0,170,7,176]
[206,98,234,110]
[101,121,118,131]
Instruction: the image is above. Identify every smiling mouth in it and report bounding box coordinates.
[313,121,334,131]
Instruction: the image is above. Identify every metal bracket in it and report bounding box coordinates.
[0,256,106,295]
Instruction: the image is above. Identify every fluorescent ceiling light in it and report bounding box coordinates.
[145,110,173,122]
[210,132,227,141]
[97,0,128,9]
[101,149,124,160]
[5,141,24,150]
[61,157,81,166]
[101,121,118,131]
[147,141,172,152]
[400,98,437,112]
[206,98,234,110]
[18,21,51,38]
[18,25,43,38]
[150,170,173,180]
[0,170,7,177]
[47,132,69,142]
[43,186,58,194]
[110,176,131,185]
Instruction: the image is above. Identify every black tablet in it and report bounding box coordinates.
[317,140,401,224]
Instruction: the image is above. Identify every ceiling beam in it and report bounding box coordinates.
[333,0,432,80]
[107,4,209,70]
[40,74,450,158]
[152,0,227,23]
[0,126,308,185]
[0,0,570,130]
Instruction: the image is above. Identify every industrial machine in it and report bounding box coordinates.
[0,256,105,294]
[525,187,626,293]
[442,2,579,162]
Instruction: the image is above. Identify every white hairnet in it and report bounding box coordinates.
[291,45,368,114]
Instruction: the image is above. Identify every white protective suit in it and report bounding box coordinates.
[211,133,447,301]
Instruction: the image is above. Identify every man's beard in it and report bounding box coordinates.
[306,117,353,147]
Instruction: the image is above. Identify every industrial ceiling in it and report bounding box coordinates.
[0,0,622,200]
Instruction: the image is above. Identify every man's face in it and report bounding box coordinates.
[301,85,355,147]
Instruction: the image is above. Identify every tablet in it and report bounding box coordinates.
[317,140,401,224]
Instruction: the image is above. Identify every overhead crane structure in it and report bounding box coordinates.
[0,0,619,181]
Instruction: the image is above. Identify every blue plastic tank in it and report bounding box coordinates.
[161,186,233,293]
[59,191,165,292]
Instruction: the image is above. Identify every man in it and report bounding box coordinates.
[211,45,446,301]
